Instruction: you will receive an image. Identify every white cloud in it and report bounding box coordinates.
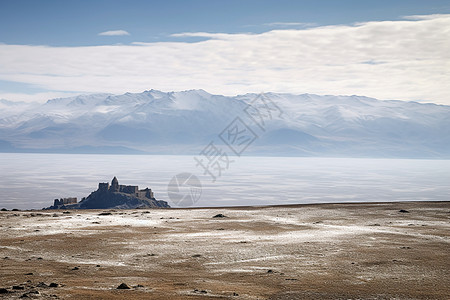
[98,30,130,36]
[0,14,449,104]
[264,22,317,27]
[402,14,449,20]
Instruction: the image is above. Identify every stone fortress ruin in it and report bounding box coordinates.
[47,177,169,209]
[99,176,155,199]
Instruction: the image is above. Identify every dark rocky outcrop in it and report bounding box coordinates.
[45,177,170,210]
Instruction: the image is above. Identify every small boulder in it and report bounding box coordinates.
[0,288,9,294]
[20,290,39,298]
[399,209,409,213]
[13,285,25,290]
[49,283,59,288]
[213,214,227,218]
[117,283,131,289]
[99,212,112,216]
[36,282,48,288]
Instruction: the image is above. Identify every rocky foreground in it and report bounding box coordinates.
[0,201,449,299]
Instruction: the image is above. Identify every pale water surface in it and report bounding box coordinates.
[0,153,448,209]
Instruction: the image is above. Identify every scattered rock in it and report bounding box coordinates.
[399,209,409,213]
[96,265,101,267]
[267,269,274,273]
[0,288,9,294]
[36,282,48,288]
[98,212,112,216]
[13,285,25,290]
[233,292,239,296]
[49,283,59,288]
[213,214,227,218]
[72,266,79,270]
[20,290,40,298]
[400,246,411,249]
[117,283,131,289]
[25,272,33,275]
[192,254,202,258]
[62,211,71,214]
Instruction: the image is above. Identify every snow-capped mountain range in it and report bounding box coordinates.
[1,90,449,158]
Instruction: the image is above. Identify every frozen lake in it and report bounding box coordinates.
[0,153,449,209]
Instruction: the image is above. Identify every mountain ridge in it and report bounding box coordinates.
[0,90,449,158]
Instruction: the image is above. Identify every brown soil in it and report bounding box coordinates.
[0,201,449,299]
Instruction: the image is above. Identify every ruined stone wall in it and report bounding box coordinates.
[98,182,109,191]
[53,197,77,206]
[119,185,139,194]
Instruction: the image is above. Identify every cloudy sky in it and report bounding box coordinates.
[0,0,449,104]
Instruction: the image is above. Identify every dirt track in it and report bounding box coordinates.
[0,201,449,299]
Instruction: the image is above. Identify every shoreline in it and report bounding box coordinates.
[3,200,450,212]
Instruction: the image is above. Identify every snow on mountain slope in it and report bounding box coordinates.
[0,90,449,158]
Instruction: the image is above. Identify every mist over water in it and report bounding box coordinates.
[0,153,448,210]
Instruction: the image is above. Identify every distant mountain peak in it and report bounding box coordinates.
[0,90,449,158]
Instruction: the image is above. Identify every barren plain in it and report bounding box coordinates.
[0,201,449,299]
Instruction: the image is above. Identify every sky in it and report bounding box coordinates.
[0,0,449,104]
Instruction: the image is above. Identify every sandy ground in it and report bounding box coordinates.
[0,201,449,299]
